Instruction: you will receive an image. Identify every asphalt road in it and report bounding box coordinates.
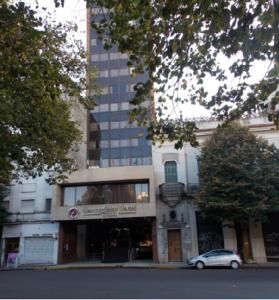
[0,268,279,299]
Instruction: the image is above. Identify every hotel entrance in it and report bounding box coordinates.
[59,217,156,263]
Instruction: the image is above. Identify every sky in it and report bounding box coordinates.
[21,0,270,120]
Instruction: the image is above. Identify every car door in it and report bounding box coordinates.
[203,250,221,266]
[218,250,233,266]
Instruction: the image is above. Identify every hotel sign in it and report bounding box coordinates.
[68,204,136,219]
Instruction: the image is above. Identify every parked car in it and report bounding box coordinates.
[188,249,242,269]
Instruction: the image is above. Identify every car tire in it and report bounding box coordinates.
[230,261,240,269]
[195,261,205,269]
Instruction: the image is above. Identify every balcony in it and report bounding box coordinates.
[158,182,200,207]
[158,182,186,207]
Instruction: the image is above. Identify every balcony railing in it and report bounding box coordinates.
[158,182,200,207]
[159,182,186,207]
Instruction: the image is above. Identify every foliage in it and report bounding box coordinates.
[0,186,9,222]
[197,123,279,224]
[55,0,279,148]
[0,1,95,185]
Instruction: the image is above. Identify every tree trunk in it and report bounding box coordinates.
[235,221,252,262]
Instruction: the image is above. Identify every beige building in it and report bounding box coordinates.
[51,166,157,263]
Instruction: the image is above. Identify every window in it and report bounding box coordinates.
[110,53,119,60]
[110,103,118,111]
[100,86,109,95]
[130,138,138,147]
[91,54,99,62]
[119,68,129,76]
[120,121,128,128]
[100,122,109,130]
[121,102,129,110]
[205,250,219,257]
[111,121,120,129]
[63,182,149,205]
[142,157,152,165]
[100,53,109,61]
[110,69,118,77]
[111,140,120,148]
[20,199,35,212]
[101,159,109,168]
[131,157,141,165]
[120,158,130,166]
[99,104,109,112]
[100,140,109,148]
[135,183,149,203]
[120,139,129,147]
[99,70,109,78]
[110,159,120,167]
[91,39,97,46]
[63,187,75,206]
[45,198,52,212]
[165,161,178,183]
[76,186,88,205]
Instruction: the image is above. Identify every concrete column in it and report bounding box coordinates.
[77,224,87,260]
[151,218,158,262]
[0,239,6,267]
[222,221,237,251]
[189,208,199,257]
[157,226,168,263]
[249,219,267,263]
[181,226,191,262]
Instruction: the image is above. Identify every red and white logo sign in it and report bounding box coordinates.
[68,207,79,219]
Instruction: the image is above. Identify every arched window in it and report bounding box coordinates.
[164,161,178,183]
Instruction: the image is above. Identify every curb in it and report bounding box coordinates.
[1,264,279,271]
[46,264,189,271]
[0,264,189,271]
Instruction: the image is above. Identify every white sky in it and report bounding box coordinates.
[21,0,269,119]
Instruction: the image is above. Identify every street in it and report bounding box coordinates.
[0,268,279,298]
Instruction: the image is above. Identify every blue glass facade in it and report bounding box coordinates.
[88,10,152,167]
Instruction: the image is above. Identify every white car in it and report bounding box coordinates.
[188,249,242,269]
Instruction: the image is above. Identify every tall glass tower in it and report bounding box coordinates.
[87,7,152,168]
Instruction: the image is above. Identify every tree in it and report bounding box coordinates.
[0,186,9,223]
[0,1,95,187]
[197,123,279,260]
[55,0,279,148]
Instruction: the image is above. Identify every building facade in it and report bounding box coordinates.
[1,173,59,266]
[0,95,86,267]
[153,115,279,264]
[49,6,156,264]
[87,6,152,168]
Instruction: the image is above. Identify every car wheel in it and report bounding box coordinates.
[230,261,240,269]
[196,261,205,269]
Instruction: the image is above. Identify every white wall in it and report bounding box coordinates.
[5,172,53,219]
[1,223,59,265]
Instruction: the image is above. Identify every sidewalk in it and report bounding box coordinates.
[1,261,279,271]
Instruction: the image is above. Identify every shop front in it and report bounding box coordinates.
[1,223,59,267]
[51,166,157,263]
[59,217,155,263]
